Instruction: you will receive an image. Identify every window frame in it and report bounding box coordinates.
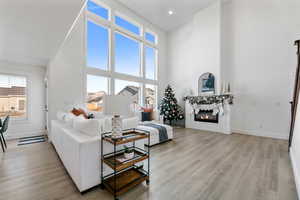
[85,1,159,107]
[0,73,29,121]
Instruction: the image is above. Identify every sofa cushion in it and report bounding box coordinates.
[73,118,101,137]
[63,113,77,127]
[57,111,67,121]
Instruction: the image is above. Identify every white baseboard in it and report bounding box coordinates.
[6,130,46,140]
[232,128,288,140]
[290,147,300,199]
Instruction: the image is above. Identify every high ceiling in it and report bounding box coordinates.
[116,0,218,31]
[0,0,85,67]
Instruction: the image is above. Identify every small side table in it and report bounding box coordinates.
[101,128,150,200]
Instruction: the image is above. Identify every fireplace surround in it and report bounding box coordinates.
[185,101,231,134]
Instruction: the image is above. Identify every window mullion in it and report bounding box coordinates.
[109,10,116,95]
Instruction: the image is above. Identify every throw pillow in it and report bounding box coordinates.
[142,107,153,113]
[142,112,151,122]
[141,107,154,121]
[71,108,88,119]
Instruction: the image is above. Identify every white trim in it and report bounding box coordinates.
[86,67,157,85]
[232,128,288,140]
[5,130,46,140]
[290,147,300,199]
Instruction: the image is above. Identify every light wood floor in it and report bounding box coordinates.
[0,129,297,200]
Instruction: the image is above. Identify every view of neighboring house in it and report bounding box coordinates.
[87,85,155,111]
[0,86,26,118]
[87,91,106,111]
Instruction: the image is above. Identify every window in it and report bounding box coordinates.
[145,46,156,80]
[115,16,140,35]
[86,75,108,111]
[0,74,27,118]
[115,32,140,76]
[87,0,109,20]
[145,32,156,44]
[115,79,140,104]
[86,2,159,108]
[87,21,109,70]
[145,84,156,108]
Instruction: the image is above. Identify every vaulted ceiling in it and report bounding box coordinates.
[115,0,218,31]
[0,0,85,67]
[0,0,218,67]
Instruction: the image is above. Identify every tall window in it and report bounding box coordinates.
[87,21,109,70]
[145,46,156,80]
[86,1,158,107]
[0,74,27,118]
[115,33,140,76]
[86,75,108,111]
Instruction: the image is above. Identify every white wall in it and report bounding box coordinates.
[167,0,300,138]
[167,1,221,108]
[222,0,300,139]
[48,0,168,129]
[48,10,86,128]
[0,60,46,139]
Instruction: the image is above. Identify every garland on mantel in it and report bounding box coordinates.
[183,94,234,105]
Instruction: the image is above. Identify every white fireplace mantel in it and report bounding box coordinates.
[185,101,231,134]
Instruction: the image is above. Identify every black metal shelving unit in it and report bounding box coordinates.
[101,128,150,200]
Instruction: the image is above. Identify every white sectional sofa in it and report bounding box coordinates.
[50,116,144,192]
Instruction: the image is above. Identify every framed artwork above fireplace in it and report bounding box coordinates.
[198,72,215,95]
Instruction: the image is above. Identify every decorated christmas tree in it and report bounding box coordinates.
[159,85,184,125]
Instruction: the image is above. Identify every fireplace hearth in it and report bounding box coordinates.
[194,110,218,123]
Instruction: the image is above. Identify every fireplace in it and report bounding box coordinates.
[194,110,219,123]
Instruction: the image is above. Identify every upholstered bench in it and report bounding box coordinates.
[137,122,173,146]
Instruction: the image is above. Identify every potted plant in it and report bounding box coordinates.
[124,145,134,159]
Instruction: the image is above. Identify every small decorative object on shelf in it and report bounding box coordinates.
[112,115,123,138]
[101,129,150,200]
[123,145,134,159]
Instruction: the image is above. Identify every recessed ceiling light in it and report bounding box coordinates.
[168,10,174,15]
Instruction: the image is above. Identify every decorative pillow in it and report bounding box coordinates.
[141,107,154,121]
[73,118,101,137]
[71,108,88,119]
[142,107,153,113]
[141,112,151,122]
[90,111,105,119]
